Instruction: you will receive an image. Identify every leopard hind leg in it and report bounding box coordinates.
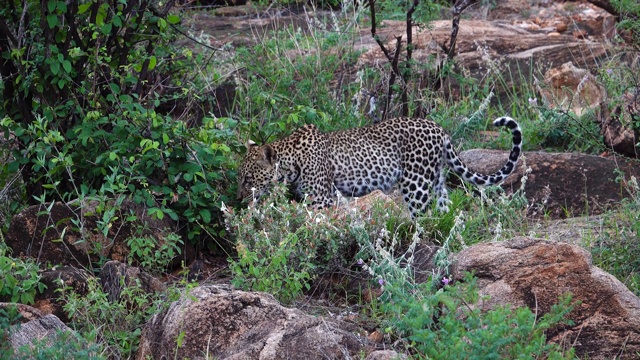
[434,158,452,213]
[400,167,437,216]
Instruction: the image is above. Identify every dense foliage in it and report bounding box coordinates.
[0,0,240,244]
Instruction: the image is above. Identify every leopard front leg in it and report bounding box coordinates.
[296,162,335,208]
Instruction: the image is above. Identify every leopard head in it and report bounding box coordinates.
[236,140,278,203]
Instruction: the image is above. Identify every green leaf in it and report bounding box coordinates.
[109,83,121,95]
[21,292,34,305]
[148,56,157,71]
[7,161,19,173]
[101,23,112,35]
[50,61,60,75]
[200,209,211,223]
[167,14,181,24]
[78,3,91,14]
[62,60,72,73]
[113,15,122,27]
[47,14,58,28]
[48,1,57,12]
[96,12,104,26]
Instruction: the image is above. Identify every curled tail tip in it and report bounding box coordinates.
[493,116,520,130]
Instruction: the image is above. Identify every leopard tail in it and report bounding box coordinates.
[444,116,522,186]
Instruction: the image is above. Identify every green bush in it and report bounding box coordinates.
[0,243,46,305]
[591,175,640,296]
[126,232,183,276]
[225,182,409,304]
[0,1,243,246]
[381,274,575,359]
[61,276,179,359]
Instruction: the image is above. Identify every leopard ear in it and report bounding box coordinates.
[260,145,276,165]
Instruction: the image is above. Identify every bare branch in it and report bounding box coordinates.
[447,0,478,60]
[383,36,404,120]
[406,0,420,63]
[369,0,393,62]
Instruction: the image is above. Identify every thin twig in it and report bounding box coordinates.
[401,0,421,116]
[369,0,393,62]
[383,37,403,120]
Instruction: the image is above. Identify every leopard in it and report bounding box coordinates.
[237,116,522,216]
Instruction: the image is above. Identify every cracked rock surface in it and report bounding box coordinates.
[135,285,370,360]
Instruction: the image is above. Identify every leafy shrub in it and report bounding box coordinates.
[0,243,46,305]
[126,232,183,276]
[224,183,408,303]
[381,274,575,359]
[529,107,605,154]
[61,276,175,359]
[0,1,239,247]
[591,176,640,296]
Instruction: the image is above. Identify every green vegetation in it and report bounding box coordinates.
[60,277,181,359]
[0,0,240,246]
[125,231,184,277]
[226,182,408,303]
[613,0,640,50]
[0,243,46,305]
[1,0,640,358]
[590,175,640,296]
[383,275,575,359]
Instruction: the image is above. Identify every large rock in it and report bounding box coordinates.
[136,285,370,360]
[5,198,194,269]
[458,150,640,218]
[451,237,640,359]
[354,5,615,106]
[539,62,606,117]
[9,314,71,349]
[1,303,89,355]
[332,189,412,222]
